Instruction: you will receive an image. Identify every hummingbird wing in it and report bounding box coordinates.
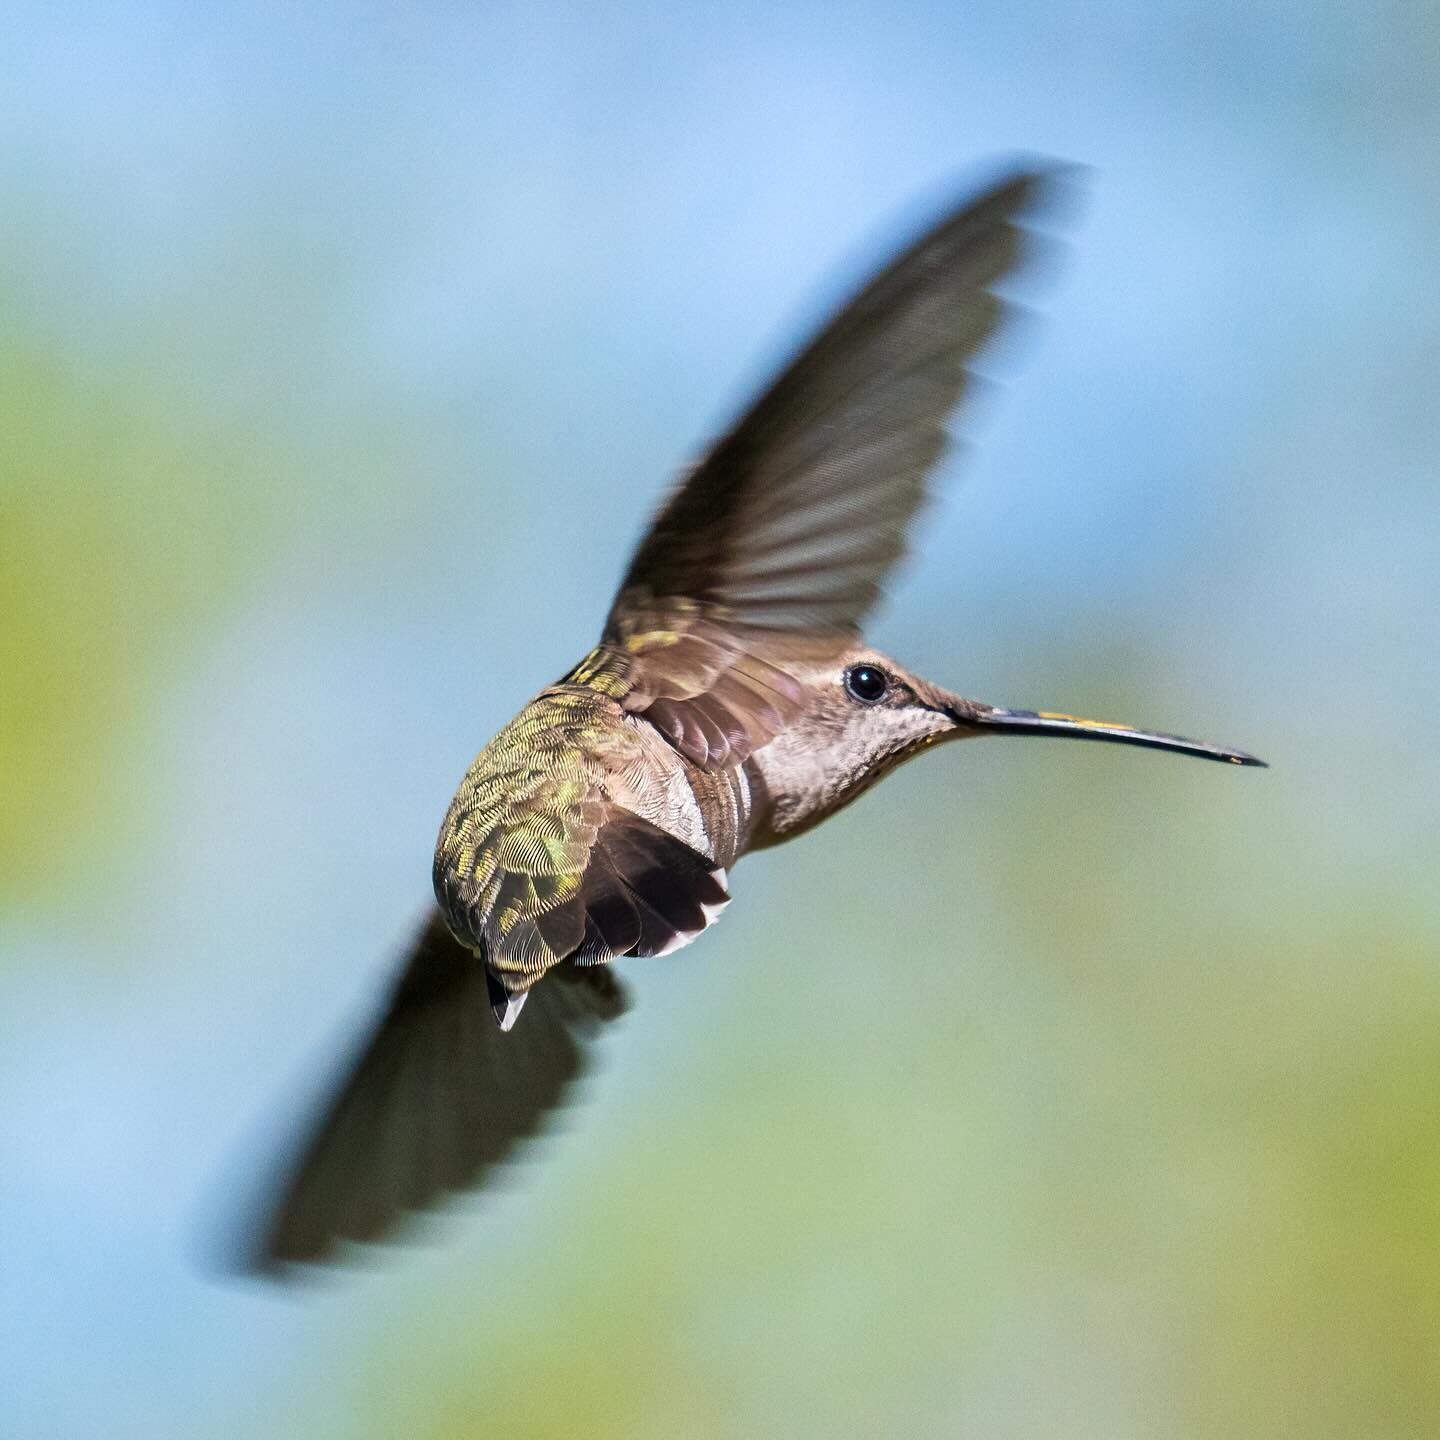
[434,686,731,985]
[247,691,730,1268]
[603,167,1060,767]
[241,911,629,1268]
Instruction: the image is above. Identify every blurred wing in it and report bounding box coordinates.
[244,911,630,1270]
[435,686,731,979]
[603,166,1062,765]
[610,167,1057,630]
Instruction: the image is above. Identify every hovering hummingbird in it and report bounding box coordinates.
[245,165,1263,1270]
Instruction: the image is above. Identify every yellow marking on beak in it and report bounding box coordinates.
[1035,710,1127,731]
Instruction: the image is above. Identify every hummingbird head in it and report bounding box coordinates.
[749,644,1264,844]
[747,646,968,841]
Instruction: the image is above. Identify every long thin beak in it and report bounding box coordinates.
[959,704,1266,767]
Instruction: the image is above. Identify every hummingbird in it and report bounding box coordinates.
[244,164,1263,1270]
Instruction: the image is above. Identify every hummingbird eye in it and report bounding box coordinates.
[843,664,890,704]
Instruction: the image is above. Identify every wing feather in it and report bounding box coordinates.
[608,170,1055,634]
[239,912,630,1269]
[599,168,1064,769]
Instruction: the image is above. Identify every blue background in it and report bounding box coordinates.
[4,4,1438,1436]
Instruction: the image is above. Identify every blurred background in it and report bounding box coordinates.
[4,3,1438,1436]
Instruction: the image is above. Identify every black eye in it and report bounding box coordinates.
[844,664,889,704]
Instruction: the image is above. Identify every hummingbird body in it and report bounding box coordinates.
[432,641,968,1026]
[246,165,1263,1270]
